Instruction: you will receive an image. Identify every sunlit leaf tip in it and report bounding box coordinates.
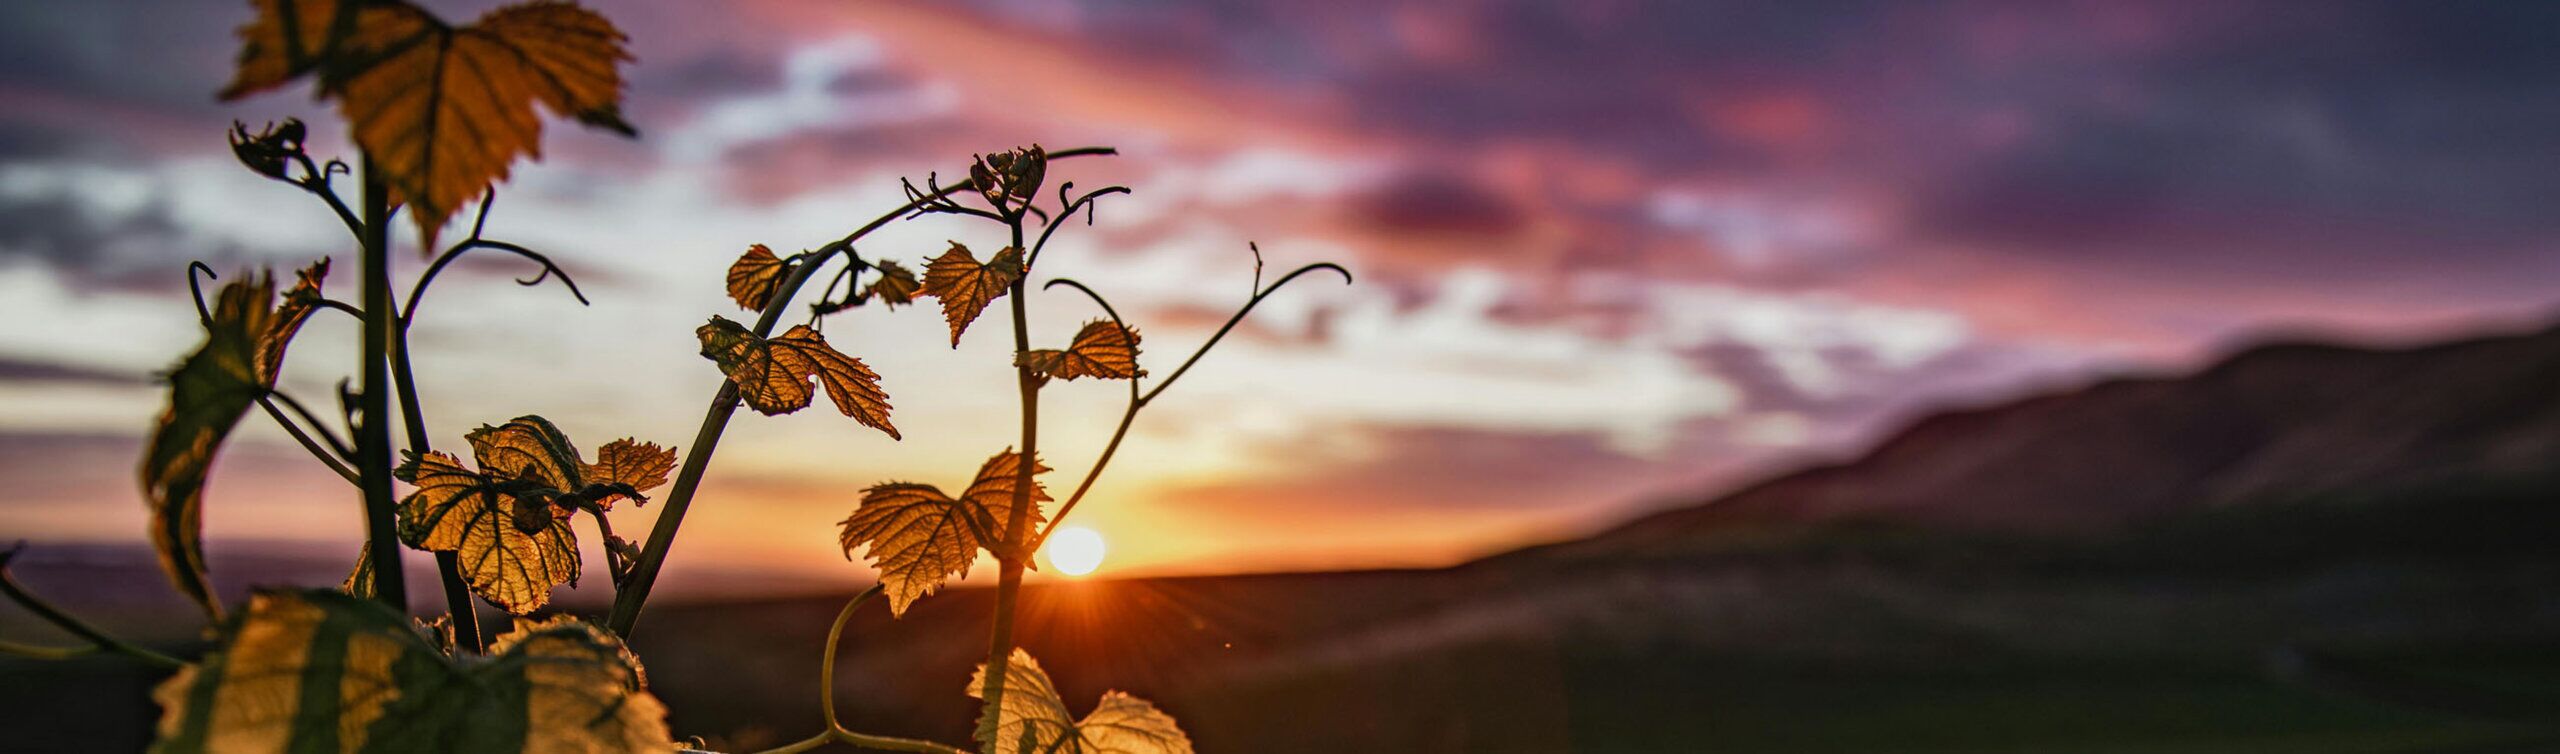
[968,648,1194,754]
[840,450,1050,616]
[696,316,899,438]
[726,243,788,311]
[1020,319,1144,381]
[863,258,921,309]
[921,242,1025,347]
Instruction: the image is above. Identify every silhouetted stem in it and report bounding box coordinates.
[0,548,183,669]
[1028,264,1352,550]
[255,395,358,484]
[403,239,591,322]
[1139,262,1351,406]
[605,147,1120,639]
[979,218,1038,752]
[820,585,882,730]
[386,301,482,652]
[1027,279,1137,552]
[356,155,407,609]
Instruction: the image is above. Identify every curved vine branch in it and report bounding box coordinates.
[1024,184,1130,270]
[1142,262,1351,405]
[1029,261,1352,551]
[187,262,218,325]
[605,146,1119,638]
[0,546,184,669]
[403,239,592,322]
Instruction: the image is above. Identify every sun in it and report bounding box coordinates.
[1043,526,1106,577]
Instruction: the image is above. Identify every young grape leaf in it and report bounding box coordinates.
[971,145,1048,209]
[395,417,674,614]
[1019,320,1145,381]
[395,449,581,614]
[141,260,329,621]
[863,258,921,309]
[584,438,676,508]
[696,316,900,439]
[726,243,788,311]
[968,648,1194,754]
[840,451,1050,616]
[921,242,1024,347]
[219,0,637,251]
[150,589,670,754]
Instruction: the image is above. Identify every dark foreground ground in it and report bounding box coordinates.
[8,492,2560,752]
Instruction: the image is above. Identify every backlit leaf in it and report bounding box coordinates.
[968,648,1193,754]
[697,316,899,439]
[394,449,580,615]
[726,243,788,311]
[141,263,325,621]
[220,0,637,250]
[394,416,668,614]
[841,451,1049,616]
[920,242,1024,347]
[583,438,675,508]
[1020,320,1145,381]
[149,589,670,753]
[863,259,920,309]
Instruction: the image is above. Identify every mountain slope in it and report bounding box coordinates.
[1534,322,2560,559]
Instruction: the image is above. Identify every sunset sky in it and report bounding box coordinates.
[3,1,2558,594]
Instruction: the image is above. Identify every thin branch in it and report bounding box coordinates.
[0,637,99,661]
[1140,262,1352,406]
[403,239,591,322]
[1029,279,1140,551]
[311,297,365,321]
[606,146,1120,638]
[264,389,356,463]
[256,395,360,485]
[0,546,185,669]
[1024,185,1129,270]
[820,585,882,731]
[289,153,362,239]
[187,262,218,325]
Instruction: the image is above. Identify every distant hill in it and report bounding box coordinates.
[1518,322,2560,561]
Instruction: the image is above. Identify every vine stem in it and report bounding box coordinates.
[1027,262,1351,552]
[0,547,183,669]
[604,147,1118,639]
[978,215,1038,753]
[737,586,967,754]
[820,585,881,731]
[355,155,407,609]
[387,298,482,651]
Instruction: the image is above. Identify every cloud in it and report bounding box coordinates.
[0,355,140,386]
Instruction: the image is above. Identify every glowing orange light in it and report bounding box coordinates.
[1044,526,1106,576]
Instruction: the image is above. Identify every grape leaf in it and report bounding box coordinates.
[219,0,637,251]
[1020,320,1145,381]
[840,451,1050,616]
[140,261,329,620]
[583,438,675,508]
[863,259,921,309]
[395,416,672,614]
[968,648,1194,754]
[395,449,580,614]
[726,243,788,311]
[920,242,1024,347]
[696,316,900,439]
[150,589,670,754]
